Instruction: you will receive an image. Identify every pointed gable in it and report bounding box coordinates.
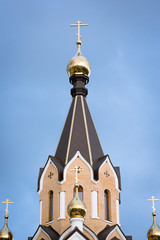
[63,227,90,240]
[97,225,127,240]
[31,225,59,240]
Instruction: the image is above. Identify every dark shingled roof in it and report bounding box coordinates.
[97,224,131,240]
[97,225,116,240]
[54,95,121,182]
[55,95,104,166]
[41,225,59,239]
[30,225,59,240]
[126,236,132,240]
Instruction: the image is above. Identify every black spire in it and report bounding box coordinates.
[54,73,104,168]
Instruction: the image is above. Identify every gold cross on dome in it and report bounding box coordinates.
[70,21,88,43]
[70,166,83,184]
[2,198,14,216]
[147,196,159,213]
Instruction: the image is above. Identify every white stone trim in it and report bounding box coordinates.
[60,225,98,240]
[59,151,97,184]
[81,95,93,166]
[39,154,120,193]
[91,191,98,218]
[67,232,86,240]
[105,220,112,224]
[83,225,99,240]
[39,200,42,224]
[65,96,78,164]
[116,198,120,226]
[59,227,71,240]
[106,225,126,240]
[70,217,84,232]
[38,158,58,194]
[32,227,51,240]
[99,155,120,192]
[59,191,66,219]
[46,220,53,224]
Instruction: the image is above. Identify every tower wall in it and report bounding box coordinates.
[39,155,120,235]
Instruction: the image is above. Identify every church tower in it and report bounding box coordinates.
[28,21,132,240]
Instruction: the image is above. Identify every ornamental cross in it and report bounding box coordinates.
[70,21,88,43]
[147,196,159,213]
[2,199,14,216]
[48,172,54,179]
[104,171,110,178]
[70,166,83,184]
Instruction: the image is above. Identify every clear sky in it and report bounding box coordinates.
[0,1,160,239]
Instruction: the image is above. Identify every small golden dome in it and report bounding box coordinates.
[67,53,91,77]
[147,212,160,240]
[0,216,13,240]
[68,21,91,77]
[67,183,87,218]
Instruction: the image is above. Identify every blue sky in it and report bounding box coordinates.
[0,1,160,239]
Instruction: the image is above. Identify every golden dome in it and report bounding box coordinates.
[67,183,87,218]
[67,52,91,77]
[147,212,160,240]
[68,21,91,77]
[0,216,13,240]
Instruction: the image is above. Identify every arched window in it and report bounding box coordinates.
[49,190,53,221]
[74,185,83,200]
[104,189,110,221]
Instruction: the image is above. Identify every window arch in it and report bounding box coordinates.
[49,190,53,221]
[104,189,110,221]
[74,185,83,200]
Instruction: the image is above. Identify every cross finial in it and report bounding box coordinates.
[70,21,88,55]
[70,166,83,184]
[2,198,14,216]
[147,196,159,213]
